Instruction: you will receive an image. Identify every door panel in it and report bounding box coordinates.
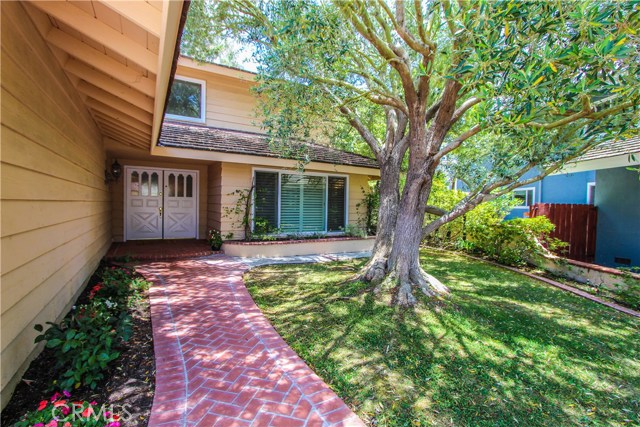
[163,170,198,239]
[126,168,163,240]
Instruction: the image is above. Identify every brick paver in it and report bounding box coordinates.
[138,257,364,427]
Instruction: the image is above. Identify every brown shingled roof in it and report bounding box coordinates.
[158,121,379,169]
[577,136,640,162]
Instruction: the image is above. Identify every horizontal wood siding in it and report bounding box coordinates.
[348,174,371,228]
[208,163,223,232]
[1,2,111,407]
[173,65,262,133]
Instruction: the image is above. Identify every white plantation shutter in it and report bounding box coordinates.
[301,176,326,232]
[279,174,326,232]
[280,174,302,232]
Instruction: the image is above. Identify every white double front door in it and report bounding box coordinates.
[125,167,198,240]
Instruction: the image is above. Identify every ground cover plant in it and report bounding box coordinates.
[2,263,155,427]
[244,250,640,427]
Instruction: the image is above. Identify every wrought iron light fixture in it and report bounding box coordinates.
[105,159,122,184]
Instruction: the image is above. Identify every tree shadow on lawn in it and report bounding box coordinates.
[245,255,640,427]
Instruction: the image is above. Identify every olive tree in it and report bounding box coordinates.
[187,0,640,306]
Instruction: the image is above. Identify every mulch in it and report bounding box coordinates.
[1,263,156,426]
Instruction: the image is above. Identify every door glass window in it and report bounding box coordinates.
[151,173,159,196]
[168,174,176,197]
[186,175,193,197]
[177,174,184,197]
[141,172,149,196]
[130,172,139,196]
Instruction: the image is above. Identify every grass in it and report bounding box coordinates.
[244,249,640,427]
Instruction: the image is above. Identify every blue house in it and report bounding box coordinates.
[506,137,640,268]
[504,169,596,220]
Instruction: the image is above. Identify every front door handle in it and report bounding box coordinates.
[159,207,163,217]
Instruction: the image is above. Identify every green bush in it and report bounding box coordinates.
[207,228,223,250]
[34,265,147,391]
[424,174,564,266]
[466,216,564,266]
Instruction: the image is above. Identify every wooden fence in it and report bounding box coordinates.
[529,203,598,262]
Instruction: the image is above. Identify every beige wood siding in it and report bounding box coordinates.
[111,159,208,242]
[217,162,373,240]
[172,65,262,133]
[219,163,254,239]
[1,2,111,407]
[207,163,223,232]
[348,174,372,228]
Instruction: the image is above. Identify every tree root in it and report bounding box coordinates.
[394,267,450,307]
[360,257,387,285]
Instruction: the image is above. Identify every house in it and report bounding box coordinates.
[504,169,596,220]
[0,1,378,408]
[506,137,640,268]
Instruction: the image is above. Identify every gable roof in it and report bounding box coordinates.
[158,121,379,169]
[577,136,640,162]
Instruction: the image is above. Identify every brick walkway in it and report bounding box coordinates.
[138,256,364,427]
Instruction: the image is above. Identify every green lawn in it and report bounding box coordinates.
[244,250,640,427]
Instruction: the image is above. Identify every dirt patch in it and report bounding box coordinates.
[1,265,156,427]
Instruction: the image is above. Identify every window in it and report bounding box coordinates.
[587,182,596,205]
[513,187,535,208]
[166,76,206,122]
[253,170,348,233]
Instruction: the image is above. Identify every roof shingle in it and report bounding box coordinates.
[158,121,379,169]
[577,136,640,162]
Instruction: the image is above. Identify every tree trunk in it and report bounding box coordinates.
[359,157,401,284]
[385,167,449,306]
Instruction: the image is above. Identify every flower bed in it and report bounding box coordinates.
[1,263,155,427]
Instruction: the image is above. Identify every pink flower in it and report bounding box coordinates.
[63,423,71,427]
[50,392,61,402]
[53,400,66,407]
[90,401,97,406]
[38,400,48,411]
[107,422,120,427]
[34,424,44,427]
[45,421,58,427]
[61,406,70,416]
[62,390,71,398]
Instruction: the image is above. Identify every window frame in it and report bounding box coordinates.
[251,168,349,235]
[165,75,207,123]
[512,187,536,209]
[587,182,596,205]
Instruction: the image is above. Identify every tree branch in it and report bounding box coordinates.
[433,124,483,162]
[451,97,482,125]
[527,99,635,130]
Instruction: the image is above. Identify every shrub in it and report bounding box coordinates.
[13,391,121,427]
[342,224,367,238]
[465,216,565,266]
[424,173,564,266]
[207,228,223,250]
[34,265,147,391]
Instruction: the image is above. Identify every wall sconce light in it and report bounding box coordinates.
[105,159,122,184]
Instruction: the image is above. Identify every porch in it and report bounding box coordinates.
[105,239,215,262]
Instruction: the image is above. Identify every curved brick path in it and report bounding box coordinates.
[137,256,364,427]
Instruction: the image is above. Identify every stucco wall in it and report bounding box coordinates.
[1,2,111,407]
[505,169,596,220]
[217,163,373,240]
[541,171,595,204]
[111,159,208,242]
[594,167,640,268]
